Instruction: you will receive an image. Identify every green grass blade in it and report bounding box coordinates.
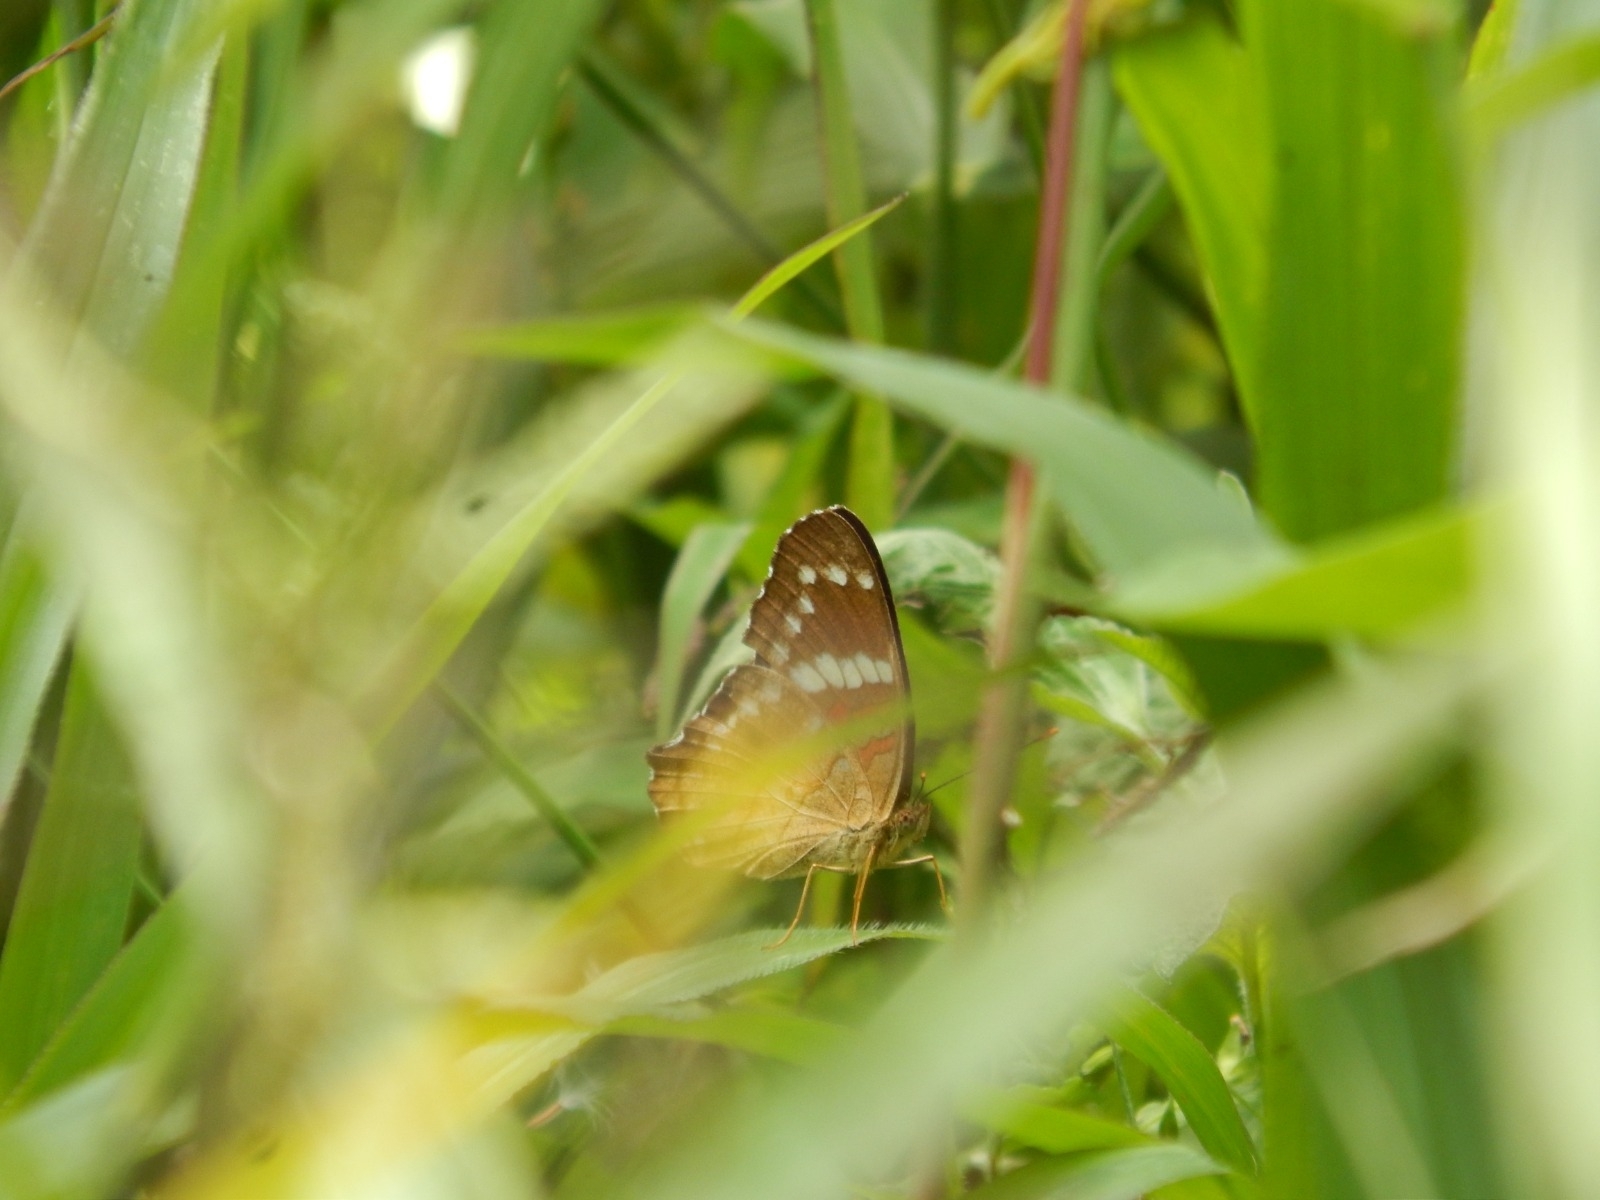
[1468,32,1600,136]
[362,360,764,737]
[433,0,605,224]
[965,1087,1150,1153]
[1112,502,1481,639]
[603,1010,847,1067]
[434,683,604,872]
[549,925,940,1023]
[726,319,1275,577]
[453,196,903,365]
[2,894,194,1111]
[654,521,750,740]
[456,303,705,365]
[0,665,142,1095]
[1106,988,1258,1175]
[21,0,217,354]
[0,526,71,835]
[732,194,905,321]
[961,1144,1228,1200]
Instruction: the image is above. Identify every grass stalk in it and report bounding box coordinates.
[960,0,1093,922]
[433,682,602,873]
[0,2,117,108]
[803,0,894,530]
[928,0,960,354]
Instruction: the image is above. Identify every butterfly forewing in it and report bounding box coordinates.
[648,664,860,877]
[742,508,912,818]
[647,506,915,879]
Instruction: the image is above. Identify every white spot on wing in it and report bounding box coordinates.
[761,680,782,703]
[873,658,894,682]
[798,565,817,584]
[791,663,826,692]
[841,657,863,688]
[824,564,848,585]
[856,572,875,589]
[769,642,790,665]
[785,613,802,634]
[798,593,814,614]
[814,654,846,688]
[854,652,880,684]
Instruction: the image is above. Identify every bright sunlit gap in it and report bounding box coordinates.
[402,27,476,137]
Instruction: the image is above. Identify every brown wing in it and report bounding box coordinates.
[647,663,871,878]
[738,507,913,826]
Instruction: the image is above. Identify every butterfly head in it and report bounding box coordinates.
[881,799,931,862]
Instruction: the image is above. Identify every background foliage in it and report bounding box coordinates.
[0,0,1592,1196]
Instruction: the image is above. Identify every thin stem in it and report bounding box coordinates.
[576,53,843,330]
[433,681,603,873]
[960,0,1092,922]
[1098,168,1172,290]
[0,3,119,107]
[928,0,960,353]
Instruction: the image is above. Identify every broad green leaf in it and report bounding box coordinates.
[1112,502,1479,639]
[962,1144,1228,1200]
[1112,15,1269,406]
[876,525,1000,633]
[1105,988,1258,1175]
[725,320,1277,580]
[1241,0,1464,541]
[655,521,751,740]
[0,664,143,1095]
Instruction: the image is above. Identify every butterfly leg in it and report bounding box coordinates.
[889,853,951,914]
[849,844,879,947]
[765,863,822,951]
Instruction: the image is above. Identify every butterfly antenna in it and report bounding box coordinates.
[921,727,1059,799]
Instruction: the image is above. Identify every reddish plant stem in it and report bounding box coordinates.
[960,0,1092,922]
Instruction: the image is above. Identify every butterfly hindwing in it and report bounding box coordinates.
[647,664,870,878]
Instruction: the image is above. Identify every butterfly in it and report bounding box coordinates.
[647,506,946,946]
